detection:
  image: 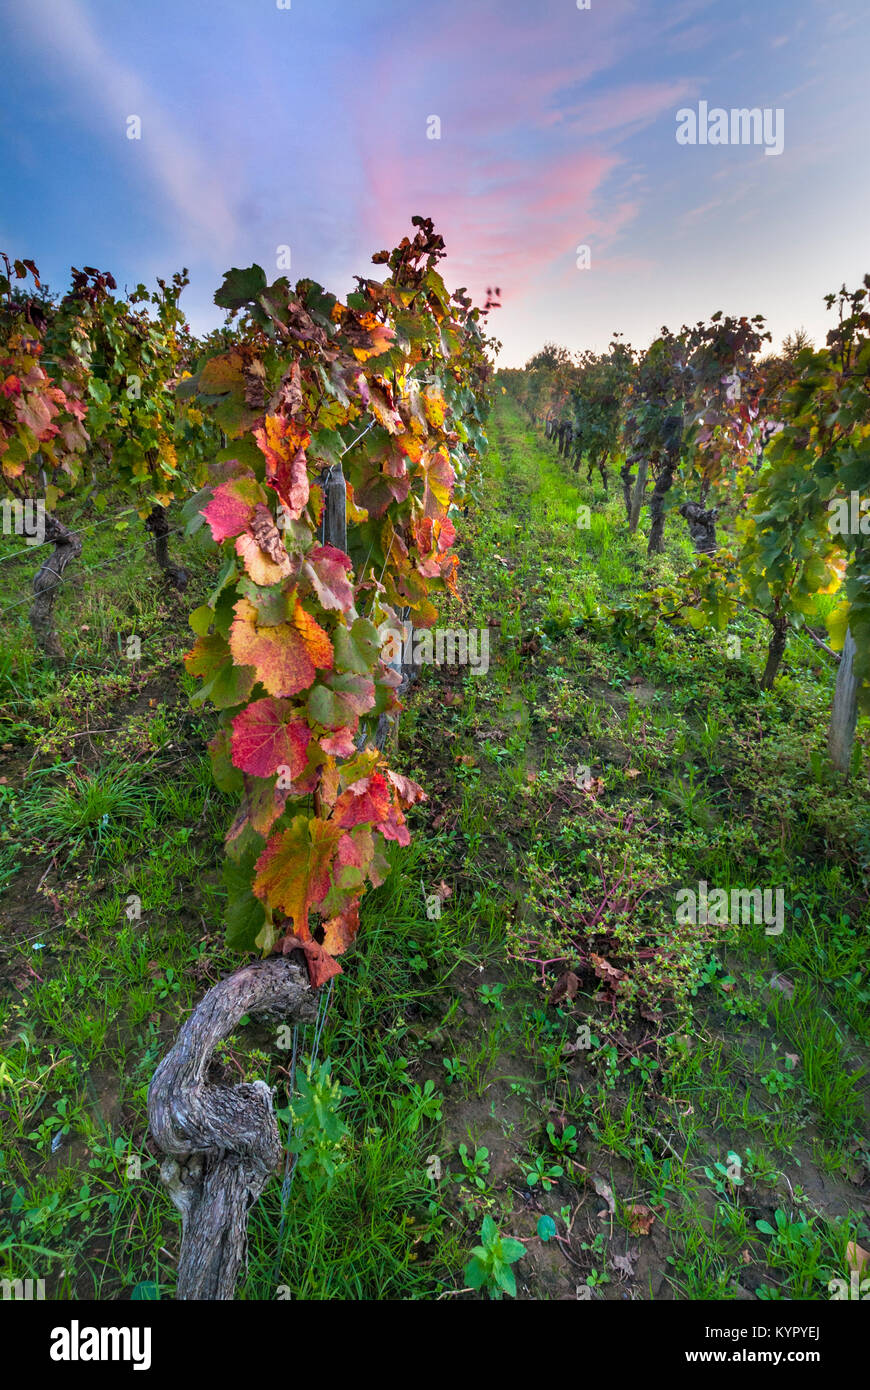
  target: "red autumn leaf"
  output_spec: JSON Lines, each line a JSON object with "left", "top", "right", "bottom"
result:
{"left": 366, "top": 379, "right": 403, "bottom": 433}
{"left": 201, "top": 473, "right": 263, "bottom": 542}
{"left": 230, "top": 698, "right": 311, "bottom": 779}
{"left": 16, "top": 390, "right": 54, "bottom": 436}
{"left": 385, "top": 768, "right": 427, "bottom": 806}
{"left": 378, "top": 801, "right": 413, "bottom": 846}
{"left": 302, "top": 543, "right": 355, "bottom": 614}
{"left": 279, "top": 933, "right": 343, "bottom": 988}
{"left": 226, "top": 776, "right": 290, "bottom": 844}
{"left": 334, "top": 826, "right": 375, "bottom": 879}
{"left": 320, "top": 727, "right": 357, "bottom": 757}
{"left": 333, "top": 771, "right": 392, "bottom": 830}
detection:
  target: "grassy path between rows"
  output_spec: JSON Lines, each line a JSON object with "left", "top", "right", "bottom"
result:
{"left": 0, "top": 396, "right": 868, "bottom": 1300}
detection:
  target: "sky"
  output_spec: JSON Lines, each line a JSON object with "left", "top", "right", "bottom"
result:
{"left": 1, "top": 0, "right": 868, "bottom": 367}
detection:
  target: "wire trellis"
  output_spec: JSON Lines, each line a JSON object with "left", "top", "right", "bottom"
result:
{"left": 0, "top": 523, "right": 186, "bottom": 617}
{"left": 0, "top": 501, "right": 142, "bottom": 565}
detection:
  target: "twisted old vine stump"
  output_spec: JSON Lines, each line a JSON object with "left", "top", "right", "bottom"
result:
{"left": 679, "top": 500, "right": 719, "bottom": 554}
{"left": 145, "top": 504, "right": 189, "bottom": 591}
{"left": 147, "top": 955, "right": 317, "bottom": 1300}
{"left": 30, "top": 515, "right": 82, "bottom": 659}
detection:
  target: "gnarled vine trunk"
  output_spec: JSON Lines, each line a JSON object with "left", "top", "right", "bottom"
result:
{"left": 679, "top": 500, "right": 719, "bottom": 554}
{"left": 30, "top": 514, "right": 82, "bottom": 660}
{"left": 147, "top": 955, "right": 317, "bottom": 1300}
{"left": 620, "top": 456, "right": 635, "bottom": 521}
{"left": 585, "top": 451, "right": 608, "bottom": 493}
{"left": 760, "top": 614, "right": 789, "bottom": 691}
{"left": 145, "top": 504, "right": 188, "bottom": 590}
{"left": 648, "top": 458, "right": 676, "bottom": 555}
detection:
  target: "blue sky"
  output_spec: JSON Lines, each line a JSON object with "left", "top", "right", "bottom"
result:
{"left": 1, "top": 0, "right": 868, "bottom": 365}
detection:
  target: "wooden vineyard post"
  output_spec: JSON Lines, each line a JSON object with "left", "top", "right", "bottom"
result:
{"left": 827, "top": 627, "right": 858, "bottom": 774}
{"left": 145, "top": 503, "right": 189, "bottom": 590}
{"left": 319, "top": 462, "right": 347, "bottom": 555}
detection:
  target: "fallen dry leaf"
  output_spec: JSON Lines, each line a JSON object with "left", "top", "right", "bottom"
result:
{"left": 612, "top": 1247, "right": 640, "bottom": 1277}
{"left": 624, "top": 1204, "right": 656, "bottom": 1237}
{"left": 846, "top": 1241, "right": 870, "bottom": 1275}
{"left": 591, "top": 954, "right": 624, "bottom": 988}
{"left": 433, "top": 880, "right": 452, "bottom": 902}
{"left": 625, "top": 768, "right": 641, "bottom": 779}
{"left": 582, "top": 776, "right": 606, "bottom": 796}
{"left": 549, "top": 970, "right": 580, "bottom": 1007}
{"left": 591, "top": 1175, "right": 615, "bottom": 1217}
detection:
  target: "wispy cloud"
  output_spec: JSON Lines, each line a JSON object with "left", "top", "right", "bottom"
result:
{"left": 7, "top": 0, "right": 241, "bottom": 265}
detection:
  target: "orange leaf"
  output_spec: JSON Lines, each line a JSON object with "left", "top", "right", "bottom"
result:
{"left": 229, "top": 596, "right": 333, "bottom": 698}
{"left": 254, "top": 415, "right": 311, "bottom": 519}
{"left": 321, "top": 899, "right": 361, "bottom": 957}
{"left": 254, "top": 814, "right": 343, "bottom": 935}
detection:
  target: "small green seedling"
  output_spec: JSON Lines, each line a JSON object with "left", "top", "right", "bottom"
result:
{"left": 457, "top": 1144, "right": 490, "bottom": 1190}
{"left": 464, "top": 1215, "right": 526, "bottom": 1299}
